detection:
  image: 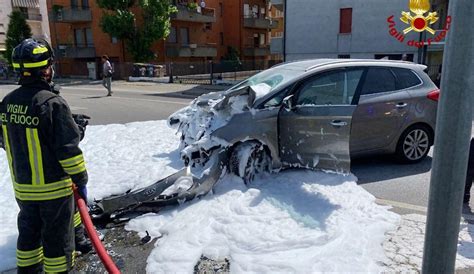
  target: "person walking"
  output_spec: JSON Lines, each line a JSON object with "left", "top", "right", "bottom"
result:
{"left": 101, "top": 55, "right": 113, "bottom": 96}
{"left": 0, "top": 38, "right": 88, "bottom": 273}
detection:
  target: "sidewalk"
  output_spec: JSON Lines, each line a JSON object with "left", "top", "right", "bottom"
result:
{"left": 382, "top": 213, "right": 474, "bottom": 272}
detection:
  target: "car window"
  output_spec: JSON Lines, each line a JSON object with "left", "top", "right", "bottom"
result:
{"left": 296, "top": 69, "right": 363, "bottom": 106}
{"left": 361, "top": 68, "right": 397, "bottom": 95}
{"left": 263, "top": 87, "right": 291, "bottom": 108}
{"left": 391, "top": 68, "right": 422, "bottom": 89}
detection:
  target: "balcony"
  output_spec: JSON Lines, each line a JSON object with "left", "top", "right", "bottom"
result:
{"left": 58, "top": 45, "right": 96, "bottom": 58}
{"left": 243, "top": 46, "right": 270, "bottom": 57}
{"left": 172, "top": 5, "right": 216, "bottom": 23}
{"left": 244, "top": 16, "right": 278, "bottom": 29}
{"left": 52, "top": 8, "right": 92, "bottom": 22}
{"left": 166, "top": 44, "right": 217, "bottom": 58}
{"left": 25, "top": 13, "right": 42, "bottom": 21}
{"left": 270, "top": 37, "right": 283, "bottom": 54}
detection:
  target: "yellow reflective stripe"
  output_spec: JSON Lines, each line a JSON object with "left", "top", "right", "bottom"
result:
{"left": 32, "top": 46, "right": 48, "bottom": 54}
{"left": 23, "top": 60, "right": 49, "bottom": 68}
{"left": 1, "top": 125, "right": 15, "bottom": 183}
{"left": 17, "top": 255, "right": 43, "bottom": 267}
{"left": 44, "top": 255, "right": 66, "bottom": 265}
{"left": 26, "top": 128, "right": 45, "bottom": 185}
{"left": 44, "top": 263, "right": 68, "bottom": 273}
{"left": 17, "top": 247, "right": 43, "bottom": 258}
{"left": 63, "top": 162, "right": 86, "bottom": 175}
{"left": 74, "top": 211, "right": 82, "bottom": 227}
{"left": 59, "top": 154, "right": 85, "bottom": 167}
{"left": 15, "top": 187, "right": 72, "bottom": 201}
{"left": 14, "top": 178, "right": 72, "bottom": 193}
{"left": 12, "top": 63, "right": 20, "bottom": 68}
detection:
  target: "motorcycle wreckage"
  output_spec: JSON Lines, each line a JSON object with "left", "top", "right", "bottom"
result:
{"left": 89, "top": 149, "right": 229, "bottom": 221}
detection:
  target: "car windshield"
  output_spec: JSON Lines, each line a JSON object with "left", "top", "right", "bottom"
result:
{"left": 228, "top": 64, "right": 304, "bottom": 99}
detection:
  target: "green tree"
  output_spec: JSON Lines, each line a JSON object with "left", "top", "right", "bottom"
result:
{"left": 3, "top": 11, "right": 32, "bottom": 63}
{"left": 97, "top": 0, "right": 177, "bottom": 62}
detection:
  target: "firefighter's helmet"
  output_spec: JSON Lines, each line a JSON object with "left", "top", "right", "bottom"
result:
{"left": 12, "top": 38, "right": 54, "bottom": 77}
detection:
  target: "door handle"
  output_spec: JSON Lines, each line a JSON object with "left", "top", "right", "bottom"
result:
{"left": 331, "top": 120, "right": 348, "bottom": 127}
{"left": 396, "top": 103, "right": 408, "bottom": 108}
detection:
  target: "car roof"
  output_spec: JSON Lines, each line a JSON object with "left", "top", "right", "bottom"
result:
{"left": 274, "top": 58, "right": 427, "bottom": 72}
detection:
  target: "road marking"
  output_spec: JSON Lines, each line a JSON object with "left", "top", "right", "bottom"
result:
{"left": 376, "top": 198, "right": 428, "bottom": 213}
{"left": 64, "top": 93, "right": 190, "bottom": 106}
{"left": 70, "top": 106, "right": 88, "bottom": 111}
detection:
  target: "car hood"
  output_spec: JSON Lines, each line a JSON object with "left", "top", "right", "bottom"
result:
{"left": 168, "top": 86, "right": 255, "bottom": 154}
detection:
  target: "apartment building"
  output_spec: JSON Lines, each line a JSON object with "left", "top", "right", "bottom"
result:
{"left": 0, "top": 0, "right": 51, "bottom": 55}
{"left": 285, "top": 0, "right": 449, "bottom": 78}
{"left": 47, "top": 0, "right": 281, "bottom": 77}
{"left": 222, "top": 0, "right": 278, "bottom": 63}
{"left": 269, "top": 0, "right": 284, "bottom": 62}
{"left": 159, "top": 0, "right": 223, "bottom": 62}
{"left": 47, "top": 0, "right": 125, "bottom": 77}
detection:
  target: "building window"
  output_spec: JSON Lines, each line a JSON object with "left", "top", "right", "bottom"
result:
{"left": 179, "top": 27, "right": 189, "bottom": 45}
{"left": 82, "top": 0, "right": 89, "bottom": 9}
{"left": 167, "top": 27, "right": 177, "bottom": 43}
{"left": 74, "top": 29, "right": 85, "bottom": 46}
{"left": 205, "top": 22, "right": 212, "bottom": 31}
{"left": 220, "top": 32, "right": 224, "bottom": 45}
{"left": 85, "top": 28, "right": 93, "bottom": 46}
{"left": 259, "top": 33, "right": 265, "bottom": 46}
{"left": 338, "top": 54, "right": 350, "bottom": 59}
{"left": 111, "top": 36, "right": 118, "bottom": 44}
{"left": 339, "top": 8, "right": 352, "bottom": 34}
{"left": 219, "top": 3, "right": 223, "bottom": 17}
{"left": 71, "top": 0, "right": 78, "bottom": 9}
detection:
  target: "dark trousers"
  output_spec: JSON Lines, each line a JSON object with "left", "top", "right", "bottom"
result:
{"left": 465, "top": 138, "right": 474, "bottom": 202}
{"left": 16, "top": 195, "right": 75, "bottom": 274}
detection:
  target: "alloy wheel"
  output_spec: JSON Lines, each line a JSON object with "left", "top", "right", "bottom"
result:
{"left": 403, "top": 129, "right": 430, "bottom": 161}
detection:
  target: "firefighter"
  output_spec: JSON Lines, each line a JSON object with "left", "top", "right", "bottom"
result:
{"left": 0, "top": 38, "right": 88, "bottom": 273}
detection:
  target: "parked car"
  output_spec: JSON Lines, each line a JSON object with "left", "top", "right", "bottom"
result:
{"left": 169, "top": 59, "right": 439, "bottom": 181}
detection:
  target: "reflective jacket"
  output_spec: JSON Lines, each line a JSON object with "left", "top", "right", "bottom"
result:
{"left": 0, "top": 80, "right": 87, "bottom": 201}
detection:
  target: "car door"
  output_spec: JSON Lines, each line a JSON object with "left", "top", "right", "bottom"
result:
{"left": 278, "top": 68, "right": 364, "bottom": 173}
{"left": 350, "top": 67, "right": 412, "bottom": 153}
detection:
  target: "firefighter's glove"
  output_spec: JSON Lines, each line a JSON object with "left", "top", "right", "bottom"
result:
{"left": 71, "top": 170, "right": 88, "bottom": 187}
{"left": 72, "top": 114, "right": 91, "bottom": 141}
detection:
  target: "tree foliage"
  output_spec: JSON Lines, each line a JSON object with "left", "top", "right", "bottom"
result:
{"left": 97, "top": 0, "right": 177, "bottom": 62}
{"left": 3, "top": 11, "right": 32, "bottom": 64}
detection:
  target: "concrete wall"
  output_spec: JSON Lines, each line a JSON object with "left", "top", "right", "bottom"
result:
{"left": 0, "top": 0, "right": 13, "bottom": 52}
{"left": 285, "top": 0, "right": 422, "bottom": 61}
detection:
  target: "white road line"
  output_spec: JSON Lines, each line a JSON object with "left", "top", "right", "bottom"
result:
{"left": 70, "top": 106, "right": 88, "bottom": 111}
{"left": 64, "top": 93, "right": 190, "bottom": 106}
{"left": 376, "top": 198, "right": 428, "bottom": 213}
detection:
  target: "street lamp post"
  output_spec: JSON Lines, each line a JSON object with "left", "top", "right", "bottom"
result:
{"left": 422, "top": 0, "right": 474, "bottom": 273}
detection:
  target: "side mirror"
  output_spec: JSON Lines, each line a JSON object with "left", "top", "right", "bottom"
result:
{"left": 282, "top": 95, "right": 295, "bottom": 111}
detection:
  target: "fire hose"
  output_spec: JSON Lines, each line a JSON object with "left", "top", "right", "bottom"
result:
{"left": 73, "top": 187, "right": 121, "bottom": 274}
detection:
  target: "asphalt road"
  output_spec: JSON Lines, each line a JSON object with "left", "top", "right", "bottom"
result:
{"left": 0, "top": 81, "right": 468, "bottom": 215}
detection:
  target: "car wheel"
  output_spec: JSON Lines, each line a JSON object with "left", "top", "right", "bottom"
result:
{"left": 396, "top": 124, "right": 432, "bottom": 163}
{"left": 229, "top": 141, "right": 270, "bottom": 184}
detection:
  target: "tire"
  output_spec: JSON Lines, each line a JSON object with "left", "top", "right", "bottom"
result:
{"left": 229, "top": 141, "right": 270, "bottom": 184}
{"left": 395, "top": 124, "right": 432, "bottom": 164}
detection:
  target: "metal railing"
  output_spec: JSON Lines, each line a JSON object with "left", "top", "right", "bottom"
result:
{"left": 172, "top": 3, "right": 216, "bottom": 23}
{"left": 165, "top": 43, "right": 217, "bottom": 57}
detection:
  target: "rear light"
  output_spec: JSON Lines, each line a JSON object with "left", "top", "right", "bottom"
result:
{"left": 427, "top": 89, "right": 440, "bottom": 101}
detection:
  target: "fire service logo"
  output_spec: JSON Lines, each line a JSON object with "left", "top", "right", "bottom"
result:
{"left": 387, "top": 0, "right": 451, "bottom": 48}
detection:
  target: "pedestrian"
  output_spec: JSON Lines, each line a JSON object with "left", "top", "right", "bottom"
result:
{"left": 0, "top": 38, "right": 89, "bottom": 273}
{"left": 464, "top": 138, "right": 474, "bottom": 205}
{"left": 101, "top": 55, "right": 113, "bottom": 96}
{"left": 435, "top": 64, "right": 442, "bottom": 88}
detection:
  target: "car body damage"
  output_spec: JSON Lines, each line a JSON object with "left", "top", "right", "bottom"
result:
{"left": 91, "top": 59, "right": 437, "bottom": 219}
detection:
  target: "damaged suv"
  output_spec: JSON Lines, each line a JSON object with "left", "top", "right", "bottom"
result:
{"left": 169, "top": 59, "right": 439, "bottom": 181}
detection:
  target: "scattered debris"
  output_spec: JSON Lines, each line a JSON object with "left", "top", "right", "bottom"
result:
{"left": 194, "top": 255, "right": 230, "bottom": 274}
